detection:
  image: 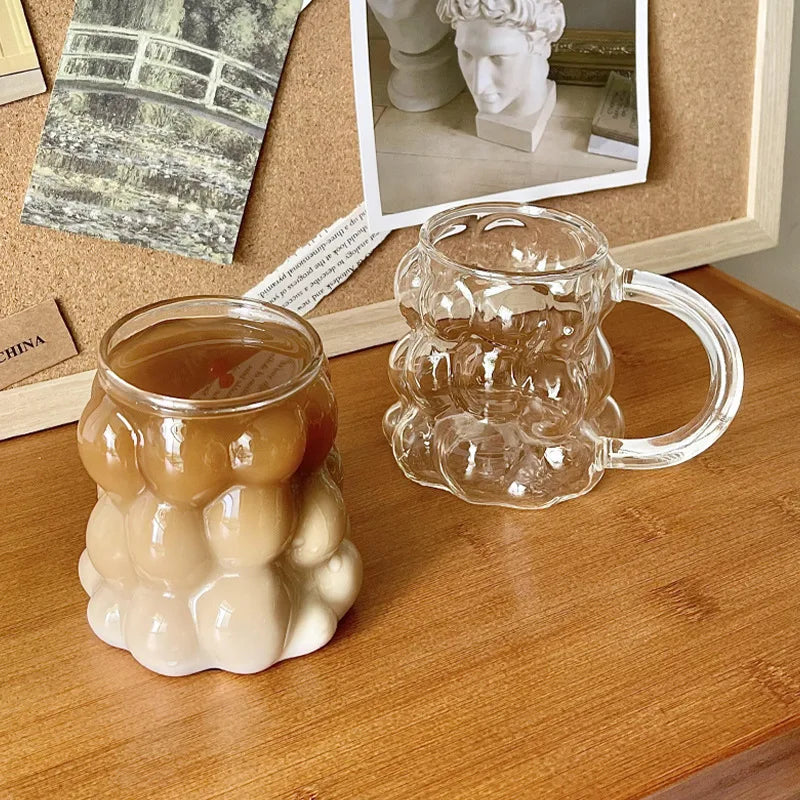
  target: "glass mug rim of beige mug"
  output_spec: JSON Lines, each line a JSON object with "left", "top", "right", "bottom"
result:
{"left": 77, "top": 296, "right": 362, "bottom": 676}
{"left": 384, "top": 202, "right": 745, "bottom": 508}
{"left": 96, "top": 296, "right": 326, "bottom": 415}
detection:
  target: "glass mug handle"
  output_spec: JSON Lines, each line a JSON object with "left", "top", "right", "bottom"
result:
{"left": 604, "top": 269, "right": 745, "bottom": 470}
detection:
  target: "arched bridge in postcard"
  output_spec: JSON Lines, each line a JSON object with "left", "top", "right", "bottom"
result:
{"left": 56, "top": 24, "right": 277, "bottom": 139}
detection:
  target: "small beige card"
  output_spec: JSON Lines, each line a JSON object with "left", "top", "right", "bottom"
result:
{"left": 0, "top": 0, "right": 46, "bottom": 106}
{"left": 0, "top": 300, "right": 77, "bottom": 389}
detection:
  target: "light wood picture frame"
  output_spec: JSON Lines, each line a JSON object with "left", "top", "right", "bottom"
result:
{"left": 0, "top": 0, "right": 794, "bottom": 441}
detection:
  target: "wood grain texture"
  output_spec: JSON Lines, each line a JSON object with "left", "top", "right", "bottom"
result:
{"left": 647, "top": 727, "right": 800, "bottom": 800}
{"left": 1, "top": 267, "right": 800, "bottom": 799}
{"left": 1, "top": 0, "right": 791, "bottom": 393}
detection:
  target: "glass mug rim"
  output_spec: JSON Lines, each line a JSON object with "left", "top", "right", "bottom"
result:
{"left": 418, "top": 202, "right": 611, "bottom": 283}
{"left": 96, "top": 295, "right": 325, "bottom": 417}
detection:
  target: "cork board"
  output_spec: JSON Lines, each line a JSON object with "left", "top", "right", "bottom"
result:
{"left": 0, "top": 0, "right": 760, "bottom": 392}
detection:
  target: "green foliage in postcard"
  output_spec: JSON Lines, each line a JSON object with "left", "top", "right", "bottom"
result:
{"left": 22, "top": 0, "right": 303, "bottom": 264}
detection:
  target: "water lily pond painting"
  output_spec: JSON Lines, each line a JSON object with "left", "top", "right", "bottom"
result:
{"left": 21, "top": 0, "right": 302, "bottom": 264}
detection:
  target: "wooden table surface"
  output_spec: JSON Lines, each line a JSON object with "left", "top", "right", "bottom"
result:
{"left": 2, "top": 267, "right": 800, "bottom": 800}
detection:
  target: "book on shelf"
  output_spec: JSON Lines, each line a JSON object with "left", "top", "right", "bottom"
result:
{"left": 588, "top": 71, "right": 638, "bottom": 163}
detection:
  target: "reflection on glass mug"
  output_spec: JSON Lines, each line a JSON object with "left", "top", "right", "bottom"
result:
{"left": 383, "top": 203, "right": 744, "bottom": 509}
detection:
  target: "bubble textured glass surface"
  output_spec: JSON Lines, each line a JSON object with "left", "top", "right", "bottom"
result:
{"left": 77, "top": 298, "right": 361, "bottom": 676}
{"left": 384, "top": 204, "right": 745, "bottom": 509}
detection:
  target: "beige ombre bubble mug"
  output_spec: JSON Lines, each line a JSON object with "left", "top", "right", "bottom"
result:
{"left": 77, "top": 297, "right": 362, "bottom": 676}
{"left": 383, "top": 203, "right": 744, "bottom": 509}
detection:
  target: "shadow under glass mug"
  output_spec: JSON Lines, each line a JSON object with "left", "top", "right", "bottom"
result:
{"left": 383, "top": 203, "right": 744, "bottom": 509}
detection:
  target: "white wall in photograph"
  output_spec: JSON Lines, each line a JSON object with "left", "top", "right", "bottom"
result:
{"left": 352, "top": 0, "right": 650, "bottom": 232}
{"left": 568, "top": 0, "right": 634, "bottom": 30}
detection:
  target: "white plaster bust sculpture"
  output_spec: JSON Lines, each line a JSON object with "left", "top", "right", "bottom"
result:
{"left": 368, "top": 0, "right": 465, "bottom": 112}
{"left": 437, "top": 0, "right": 565, "bottom": 151}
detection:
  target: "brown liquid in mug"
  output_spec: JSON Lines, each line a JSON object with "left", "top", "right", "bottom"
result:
{"left": 79, "top": 316, "right": 338, "bottom": 508}
{"left": 109, "top": 317, "right": 315, "bottom": 401}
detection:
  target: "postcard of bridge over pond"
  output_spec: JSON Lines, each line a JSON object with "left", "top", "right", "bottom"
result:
{"left": 21, "top": 0, "right": 303, "bottom": 264}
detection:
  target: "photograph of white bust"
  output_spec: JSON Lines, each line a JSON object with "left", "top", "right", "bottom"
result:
{"left": 351, "top": 0, "right": 649, "bottom": 232}
{"left": 442, "top": 0, "right": 563, "bottom": 116}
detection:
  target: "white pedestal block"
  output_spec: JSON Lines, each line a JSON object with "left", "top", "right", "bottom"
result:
{"left": 388, "top": 35, "right": 465, "bottom": 113}
{"left": 475, "top": 80, "right": 556, "bottom": 152}
{"left": 588, "top": 134, "right": 639, "bottom": 163}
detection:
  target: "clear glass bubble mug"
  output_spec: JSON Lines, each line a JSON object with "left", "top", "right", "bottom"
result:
{"left": 383, "top": 204, "right": 744, "bottom": 509}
